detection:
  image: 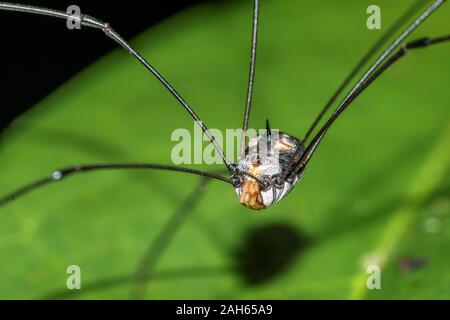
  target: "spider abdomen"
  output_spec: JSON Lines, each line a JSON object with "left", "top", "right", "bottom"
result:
{"left": 235, "top": 132, "right": 304, "bottom": 210}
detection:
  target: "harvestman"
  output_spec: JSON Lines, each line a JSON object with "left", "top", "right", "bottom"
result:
{"left": 0, "top": 0, "right": 449, "bottom": 209}
{"left": 0, "top": 0, "right": 449, "bottom": 299}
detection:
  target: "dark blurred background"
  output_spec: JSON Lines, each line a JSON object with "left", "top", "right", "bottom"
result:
{"left": 0, "top": 0, "right": 212, "bottom": 132}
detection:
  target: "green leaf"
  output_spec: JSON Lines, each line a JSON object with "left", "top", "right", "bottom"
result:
{"left": 0, "top": 0, "right": 449, "bottom": 299}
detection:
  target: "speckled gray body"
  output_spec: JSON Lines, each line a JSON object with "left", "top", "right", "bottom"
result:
{"left": 235, "top": 131, "right": 304, "bottom": 209}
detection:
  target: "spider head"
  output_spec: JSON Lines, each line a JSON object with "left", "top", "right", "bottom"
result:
{"left": 233, "top": 131, "right": 304, "bottom": 210}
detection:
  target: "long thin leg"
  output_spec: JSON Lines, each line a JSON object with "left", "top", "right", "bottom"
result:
{"left": 0, "top": 2, "right": 233, "bottom": 172}
{"left": 130, "top": 176, "right": 210, "bottom": 299}
{"left": 302, "top": 0, "right": 426, "bottom": 142}
{"left": 296, "top": 34, "right": 450, "bottom": 175}
{"left": 287, "top": 0, "right": 447, "bottom": 177}
{"left": 0, "top": 163, "right": 231, "bottom": 206}
{"left": 239, "top": 0, "right": 260, "bottom": 158}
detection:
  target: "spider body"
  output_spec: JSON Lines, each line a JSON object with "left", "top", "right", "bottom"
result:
{"left": 234, "top": 132, "right": 304, "bottom": 209}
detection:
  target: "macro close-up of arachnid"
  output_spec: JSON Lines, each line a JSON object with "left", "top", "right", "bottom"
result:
{"left": 0, "top": 0, "right": 449, "bottom": 304}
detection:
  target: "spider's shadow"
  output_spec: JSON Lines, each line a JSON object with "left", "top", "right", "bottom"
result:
{"left": 233, "top": 223, "right": 309, "bottom": 285}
